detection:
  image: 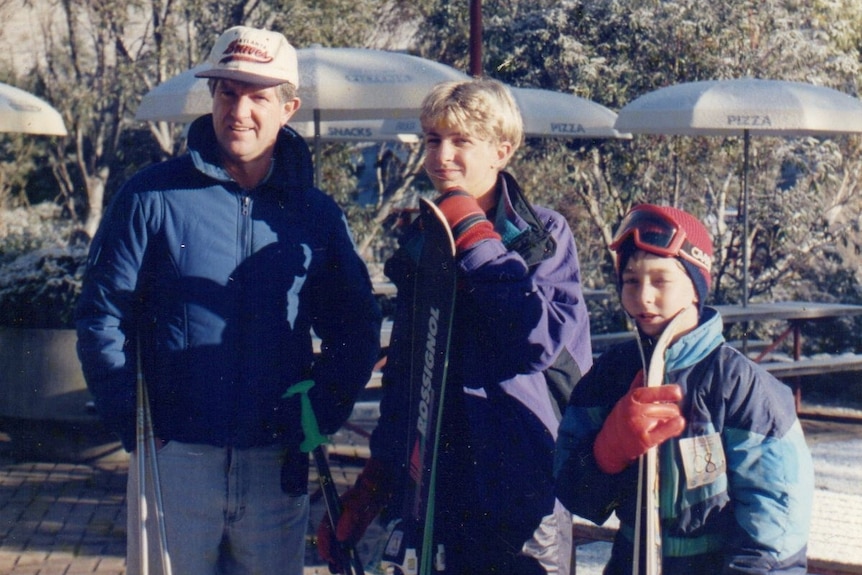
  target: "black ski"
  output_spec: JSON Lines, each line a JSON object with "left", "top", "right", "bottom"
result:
{"left": 379, "top": 197, "right": 457, "bottom": 575}
{"left": 313, "top": 445, "right": 365, "bottom": 575}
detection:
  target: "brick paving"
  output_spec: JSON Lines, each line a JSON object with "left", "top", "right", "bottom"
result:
{"left": 0, "top": 413, "right": 859, "bottom": 575}
{"left": 0, "top": 459, "right": 127, "bottom": 575}
{"left": 0, "top": 452, "right": 368, "bottom": 575}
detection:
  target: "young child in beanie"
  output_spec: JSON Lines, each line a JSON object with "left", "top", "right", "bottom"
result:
{"left": 554, "top": 204, "right": 814, "bottom": 574}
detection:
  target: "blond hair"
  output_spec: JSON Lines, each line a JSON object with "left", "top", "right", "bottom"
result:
{"left": 420, "top": 78, "right": 524, "bottom": 153}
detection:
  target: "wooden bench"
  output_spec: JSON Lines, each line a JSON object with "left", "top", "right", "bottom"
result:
{"left": 757, "top": 353, "right": 862, "bottom": 413}
{"left": 760, "top": 353, "right": 862, "bottom": 379}
{"left": 588, "top": 332, "right": 862, "bottom": 382}
{"left": 570, "top": 521, "right": 862, "bottom": 575}
{"left": 590, "top": 332, "right": 770, "bottom": 353}
{"left": 590, "top": 331, "right": 635, "bottom": 352}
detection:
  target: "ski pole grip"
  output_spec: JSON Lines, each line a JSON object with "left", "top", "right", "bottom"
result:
{"left": 283, "top": 379, "right": 329, "bottom": 453}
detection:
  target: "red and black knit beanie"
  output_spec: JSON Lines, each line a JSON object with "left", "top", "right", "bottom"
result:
{"left": 614, "top": 204, "right": 714, "bottom": 309}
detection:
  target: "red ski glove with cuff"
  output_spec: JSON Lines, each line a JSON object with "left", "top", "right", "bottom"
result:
{"left": 316, "top": 457, "right": 393, "bottom": 572}
{"left": 593, "top": 370, "right": 686, "bottom": 474}
{"left": 435, "top": 189, "right": 501, "bottom": 252}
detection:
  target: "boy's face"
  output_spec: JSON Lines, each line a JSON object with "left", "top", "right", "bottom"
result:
{"left": 620, "top": 251, "right": 699, "bottom": 338}
{"left": 423, "top": 123, "right": 512, "bottom": 201}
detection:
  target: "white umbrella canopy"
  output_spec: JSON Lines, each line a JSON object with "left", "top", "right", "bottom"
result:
{"left": 0, "top": 82, "right": 67, "bottom": 136}
{"left": 614, "top": 78, "right": 862, "bottom": 136}
{"left": 135, "top": 48, "right": 468, "bottom": 183}
{"left": 136, "top": 48, "right": 469, "bottom": 126}
{"left": 135, "top": 67, "right": 417, "bottom": 142}
{"left": 134, "top": 64, "right": 210, "bottom": 124}
{"left": 135, "top": 61, "right": 623, "bottom": 140}
{"left": 291, "top": 118, "right": 419, "bottom": 143}
{"left": 370, "top": 87, "right": 629, "bottom": 140}
{"left": 512, "top": 87, "right": 628, "bottom": 139}
{"left": 615, "top": 78, "right": 862, "bottom": 305}
{"left": 292, "top": 46, "right": 469, "bottom": 124}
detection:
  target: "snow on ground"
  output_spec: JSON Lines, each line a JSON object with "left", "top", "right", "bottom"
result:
{"left": 802, "top": 416, "right": 862, "bottom": 572}
{"left": 331, "top": 402, "right": 862, "bottom": 574}
{"left": 571, "top": 415, "right": 862, "bottom": 574}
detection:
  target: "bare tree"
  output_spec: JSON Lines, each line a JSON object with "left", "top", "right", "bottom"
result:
{"left": 33, "top": 0, "right": 147, "bottom": 238}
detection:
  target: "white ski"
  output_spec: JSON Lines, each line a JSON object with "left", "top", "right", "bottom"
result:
{"left": 633, "top": 305, "right": 697, "bottom": 575}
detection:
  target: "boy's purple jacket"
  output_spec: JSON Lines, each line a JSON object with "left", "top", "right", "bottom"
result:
{"left": 370, "top": 172, "right": 593, "bottom": 559}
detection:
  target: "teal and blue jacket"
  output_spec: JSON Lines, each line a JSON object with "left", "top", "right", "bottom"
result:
{"left": 555, "top": 307, "right": 814, "bottom": 574}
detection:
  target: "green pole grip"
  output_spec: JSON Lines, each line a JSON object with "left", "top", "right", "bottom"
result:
{"left": 283, "top": 379, "right": 329, "bottom": 453}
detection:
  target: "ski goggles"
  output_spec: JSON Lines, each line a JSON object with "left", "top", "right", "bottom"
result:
{"left": 609, "top": 205, "right": 712, "bottom": 274}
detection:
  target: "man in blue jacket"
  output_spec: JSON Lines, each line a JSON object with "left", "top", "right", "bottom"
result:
{"left": 75, "top": 26, "right": 381, "bottom": 575}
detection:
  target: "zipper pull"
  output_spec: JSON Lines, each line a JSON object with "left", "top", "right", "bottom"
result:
{"left": 242, "top": 195, "right": 250, "bottom": 216}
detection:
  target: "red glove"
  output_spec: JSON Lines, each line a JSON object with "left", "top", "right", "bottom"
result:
{"left": 435, "top": 189, "right": 501, "bottom": 252}
{"left": 317, "top": 458, "right": 393, "bottom": 572}
{"left": 593, "top": 370, "right": 686, "bottom": 474}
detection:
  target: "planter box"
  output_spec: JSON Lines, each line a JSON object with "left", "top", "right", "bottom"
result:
{"left": 0, "top": 327, "right": 125, "bottom": 461}
{"left": 0, "top": 327, "right": 94, "bottom": 422}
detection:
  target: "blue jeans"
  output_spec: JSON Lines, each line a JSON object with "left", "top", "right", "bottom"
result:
{"left": 126, "top": 441, "right": 309, "bottom": 575}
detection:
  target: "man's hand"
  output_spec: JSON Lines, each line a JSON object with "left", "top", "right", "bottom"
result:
{"left": 593, "top": 371, "right": 686, "bottom": 474}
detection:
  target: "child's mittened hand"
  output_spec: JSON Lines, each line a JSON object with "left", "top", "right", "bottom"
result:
{"left": 435, "top": 189, "right": 501, "bottom": 251}
{"left": 593, "top": 370, "right": 686, "bottom": 474}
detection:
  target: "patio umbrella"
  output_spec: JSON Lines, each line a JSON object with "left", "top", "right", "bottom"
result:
{"left": 136, "top": 50, "right": 469, "bottom": 124}
{"left": 614, "top": 78, "right": 862, "bottom": 305}
{"left": 377, "top": 86, "right": 629, "bottom": 140}
{"left": 286, "top": 119, "right": 417, "bottom": 143}
{"left": 135, "top": 47, "right": 469, "bottom": 183}
{"left": 134, "top": 64, "right": 624, "bottom": 140}
{"left": 0, "top": 82, "right": 67, "bottom": 136}
{"left": 514, "top": 87, "right": 627, "bottom": 139}
{"left": 135, "top": 69, "right": 418, "bottom": 142}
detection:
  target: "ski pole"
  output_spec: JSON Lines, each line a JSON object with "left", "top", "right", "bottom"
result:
{"left": 136, "top": 348, "right": 149, "bottom": 575}
{"left": 284, "top": 380, "right": 364, "bottom": 575}
{"left": 137, "top": 340, "right": 173, "bottom": 575}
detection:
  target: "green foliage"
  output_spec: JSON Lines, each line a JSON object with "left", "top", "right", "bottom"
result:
{"left": 469, "top": 0, "right": 862, "bottom": 310}
{"left": 0, "top": 245, "right": 87, "bottom": 329}
{"left": 0, "top": 204, "right": 87, "bottom": 329}
{"left": 7, "top": 0, "right": 862, "bottom": 353}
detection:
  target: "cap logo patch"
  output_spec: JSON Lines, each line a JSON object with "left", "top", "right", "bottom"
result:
{"left": 219, "top": 39, "right": 274, "bottom": 66}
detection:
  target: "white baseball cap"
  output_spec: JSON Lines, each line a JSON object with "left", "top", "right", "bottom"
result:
{"left": 195, "top": 26, "right": 299, "bottom": 88}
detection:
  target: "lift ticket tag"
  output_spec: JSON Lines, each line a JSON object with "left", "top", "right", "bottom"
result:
{"left": 679, "top": 433, "right": 726, "bottom": 489}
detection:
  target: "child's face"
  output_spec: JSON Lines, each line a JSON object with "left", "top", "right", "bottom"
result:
{"left": 620, "top": 251, "right": 699, "bottom": 338}
{"left": 423, "top": 123, "right": 512, "bottom": 201}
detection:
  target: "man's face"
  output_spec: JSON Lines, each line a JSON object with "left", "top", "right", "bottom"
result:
{"left": 211, "top": 79, "right": 298, "bottom": 167}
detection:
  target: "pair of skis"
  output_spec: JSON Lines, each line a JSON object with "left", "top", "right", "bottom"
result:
{"left": 377, "top": 198, "right": 458, "bottom": 575}
{"left": 632, "top": 306, "right": 697, "bottom": 575}
{"left": 314, "top": 198, "right": 456, "bottom": 575}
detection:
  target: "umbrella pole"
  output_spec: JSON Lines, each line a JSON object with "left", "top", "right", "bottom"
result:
{"left": 743, "top": 130, "right": 750, "bottom": 308}
{"left": 314, "top": 109, "right": 321, "bottom": 188}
